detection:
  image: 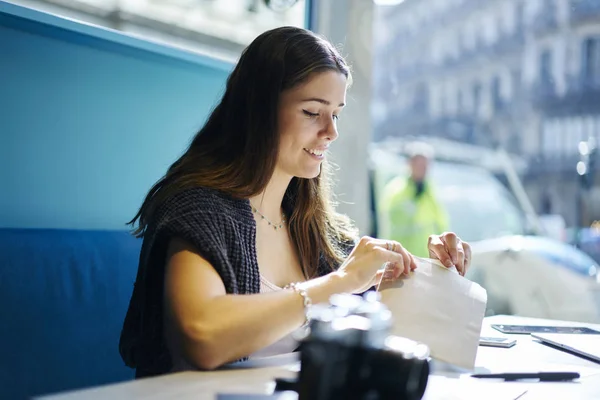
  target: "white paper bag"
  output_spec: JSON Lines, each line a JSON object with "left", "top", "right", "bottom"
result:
{"left": 378, "top": 258, "right": 488, "bottom": 370}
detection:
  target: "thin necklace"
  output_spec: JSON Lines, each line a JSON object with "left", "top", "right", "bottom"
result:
{"left": 250, "top": 203, "right": 286, "bottom": 231}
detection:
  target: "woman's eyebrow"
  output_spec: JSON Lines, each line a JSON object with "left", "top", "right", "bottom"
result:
{"left": 301, "top": 97, "right": 345, "bottom": 107}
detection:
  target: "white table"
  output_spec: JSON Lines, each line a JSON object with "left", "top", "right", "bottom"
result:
{"left": 39, "top": 315, "right": 600, "bottom": 400}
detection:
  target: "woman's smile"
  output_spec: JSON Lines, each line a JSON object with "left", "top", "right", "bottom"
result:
{"left": 303, "top": 147, "right": 326, "bottom": 160}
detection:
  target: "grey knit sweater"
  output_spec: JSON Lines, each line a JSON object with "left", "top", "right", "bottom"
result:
{"left": 119, "top": 186, "right": 353, "bottom": 378}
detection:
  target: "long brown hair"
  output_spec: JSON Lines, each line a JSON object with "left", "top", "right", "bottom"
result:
{"left": 129, "top": 26, "right": 358, "bottom": 277}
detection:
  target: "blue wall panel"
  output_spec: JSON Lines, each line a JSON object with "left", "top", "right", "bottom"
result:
{"left": 0, "top": 1, "right": 232, "bottom": 229}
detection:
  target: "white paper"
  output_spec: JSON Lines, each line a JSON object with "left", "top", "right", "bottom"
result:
{"left": 423, "top": 376, "right": 528, "bottom": 400}
{"left": 378, "top": 258, "right": 488, "bottom": 370}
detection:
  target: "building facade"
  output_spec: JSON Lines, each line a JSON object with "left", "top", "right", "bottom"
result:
{"left": 373, "top": 0, "right": 600, "bottom": 227}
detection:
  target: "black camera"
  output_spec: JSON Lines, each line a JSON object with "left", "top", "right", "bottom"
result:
{"left": 294, "top": 292, "right": 430, "bottom": 400}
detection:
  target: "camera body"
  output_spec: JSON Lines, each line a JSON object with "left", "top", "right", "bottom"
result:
{"left": 297, "top": 292, "right": 430, "bottom": 400}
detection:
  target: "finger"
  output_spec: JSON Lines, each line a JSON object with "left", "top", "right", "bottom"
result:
{"left": 372, "top": 262, "right": 402, "bottom": 292}
{"left": 455, "top": 242, "right": 466, "bottom": 276}
{"left": 463, "top": 242, "right": 472, "bottom": 274}
{"left": 390, "top": 241, "right": 411, "bottom": 276}
{"left": 428, "top": 235, "right": 454, "bottom": 269}
{"left": 372, "top": 239, "right": 409, "bottom": 274}
{"left": 409, "top": 252, "right": 417, "bottom": 271}
{"left": 374, "top": 263, "right": 399, "bottom": 288}
{"left": 370, "top": 238, "right": 399, "bottom": 253}
{"left": 402, "top": 250, "right": 412, "bottom": 275}
{"left": 375, "top": 246, "right": 407, "bottom": 272}
{"left": 379, "top": 262, "right": 393, "bottom": 280}
{"left": 442, "top": 233, "right": 465, "bottom": 276}
{"left": 388, "top": 261, "right": 404, "bottom": 279}
{"left": 442, "top": 232, "right": 459, "bottom": 266}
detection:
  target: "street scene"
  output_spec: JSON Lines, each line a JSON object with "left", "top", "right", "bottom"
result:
{"left": 371, "top": 0, "right": 600, "bottom": 322}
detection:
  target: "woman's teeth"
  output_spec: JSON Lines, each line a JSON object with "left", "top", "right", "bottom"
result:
{"left": 305, "top": 148, "right": 324, "bottom": 156}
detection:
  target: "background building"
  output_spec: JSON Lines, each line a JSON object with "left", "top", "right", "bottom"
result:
{"left": 373, "top": 0, "right": 600, "bottom": 228}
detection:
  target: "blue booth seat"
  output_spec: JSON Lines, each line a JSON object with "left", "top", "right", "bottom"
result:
{"left": 0, "top": 228, "right": 141, "bottom": 399}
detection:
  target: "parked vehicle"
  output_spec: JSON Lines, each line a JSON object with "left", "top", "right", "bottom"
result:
{"left": 568, "top": 226, "right": 600, "bottom": 265}
{"left": 369, "top": 141, "right": 600, "bottom": 323}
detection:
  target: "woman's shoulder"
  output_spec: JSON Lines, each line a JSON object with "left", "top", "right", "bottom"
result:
{"left": 156, "top": 186, "right": 253, "bottom": 226}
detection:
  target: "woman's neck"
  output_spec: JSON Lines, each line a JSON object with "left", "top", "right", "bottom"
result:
{"left": 249, "top": 169, "right": 292, "bottom": 222}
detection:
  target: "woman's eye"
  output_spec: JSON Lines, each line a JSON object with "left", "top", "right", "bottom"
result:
{"left": 303, "top": 110, "right": 319, "bottom": 118}
{"left": 303, "top": 110, "right": 339, "bottom": 121}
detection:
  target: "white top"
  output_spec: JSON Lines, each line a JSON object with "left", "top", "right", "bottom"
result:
{"left": 248, "top": 276, "right": 301, "bottom": 358}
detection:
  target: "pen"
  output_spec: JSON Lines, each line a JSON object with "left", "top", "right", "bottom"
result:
{"left": 471, "top": 372, "right": 580, "bottom": 381}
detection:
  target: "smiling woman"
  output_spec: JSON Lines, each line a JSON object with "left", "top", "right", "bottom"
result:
{"left": 276, "top": 71, "right": 347, "bottom": 179}
{"left": 118, "top": 25, "right": 470, "bottom": 378}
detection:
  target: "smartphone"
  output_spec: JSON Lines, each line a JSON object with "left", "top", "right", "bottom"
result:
{"left": 479, "top": 336, "right": 517, "bottom": 348}
{"left": 491, "top": 324, "right": 600, "bottom": 335}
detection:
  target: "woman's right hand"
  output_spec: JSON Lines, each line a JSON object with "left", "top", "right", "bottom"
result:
{"left": 335, "top": 236, "right": 417, "bottom": 294}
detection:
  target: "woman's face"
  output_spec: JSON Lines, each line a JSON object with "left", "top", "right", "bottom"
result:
{"left": 276, "top": 70, "right": 347, "bottom": 179}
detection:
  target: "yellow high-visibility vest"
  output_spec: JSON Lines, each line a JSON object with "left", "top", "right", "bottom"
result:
{"left": 378, "top": 176, "right": 449, "bottom": 258}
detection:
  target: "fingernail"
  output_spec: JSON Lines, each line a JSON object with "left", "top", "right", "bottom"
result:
{"left": 444, "top": 259, "right": 454, "bottom": 268}
{"left": 452, "top": 255, "right": 458, "bottom": 264}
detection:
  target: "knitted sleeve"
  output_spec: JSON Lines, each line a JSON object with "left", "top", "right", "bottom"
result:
{"left": 119, "top": 187, "right": 252, "bottom": 376}
{"left": 153, "top": 190, "right": 240, "bottom": 293}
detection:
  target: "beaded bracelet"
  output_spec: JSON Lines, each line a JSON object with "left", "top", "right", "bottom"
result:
{"left": 284, "top": 282, "right": 312, "bottom": 327}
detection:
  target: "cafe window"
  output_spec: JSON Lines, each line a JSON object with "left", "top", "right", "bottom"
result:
{"left": 371, "top": 0, "right": 600, "bottom": 245}
{"left": 9, "top": 0, "right": 308, "bottom": 59}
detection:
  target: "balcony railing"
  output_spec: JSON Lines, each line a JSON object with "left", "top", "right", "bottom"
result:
{"left": 379, "top": 36, "right": 524, "bottom": 82}
{"left": 425, "top": 31, "right": 526, "bottom": 74}
{"left": 385, "top": 62, "right": 433, "bottom": 85}
{"left": 567, "top": 75, "right": 600, "bottom": 93}
{"left": 531, "top": 75, "right": 600, "bottom": 114}
{"left": 570, "top": 0, "right": 600, "bottom": 23}
{"left": 486, "top": 30, "right": 526, "bottom": 57}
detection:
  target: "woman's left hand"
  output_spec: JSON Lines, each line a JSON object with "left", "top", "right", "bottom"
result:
{"left": 427, "top": 232, "right": 472, "bottom": 276}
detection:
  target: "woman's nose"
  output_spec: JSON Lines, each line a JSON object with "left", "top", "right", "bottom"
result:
{"left": 322, "top": 119, "right": 339, "bottom": 142}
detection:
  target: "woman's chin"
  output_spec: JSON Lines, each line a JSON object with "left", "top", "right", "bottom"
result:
{"left": 295, "top": 166, "right": 321, "bottom": 179}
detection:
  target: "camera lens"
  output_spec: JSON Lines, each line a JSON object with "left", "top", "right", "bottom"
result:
{"left": 297, "top": 294, "right": 430, "bottom": 400}
{"left": 369, "top": 347, "right": 430, "bottom": 400}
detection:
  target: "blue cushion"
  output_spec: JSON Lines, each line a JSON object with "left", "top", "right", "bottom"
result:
{"left": 0, "top": 228, "right": 141, "bottom": 399}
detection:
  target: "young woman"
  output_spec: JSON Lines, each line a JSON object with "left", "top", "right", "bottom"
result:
{"left": 119, "top": 26, "right": 471, "bottom": 378}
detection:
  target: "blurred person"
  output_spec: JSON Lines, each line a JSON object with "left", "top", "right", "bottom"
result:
{"left": 379, "top": 142, "right": 449, "bottom": 258}
{"left": 119, "top": 27, "right": 469, "bottom": 378}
